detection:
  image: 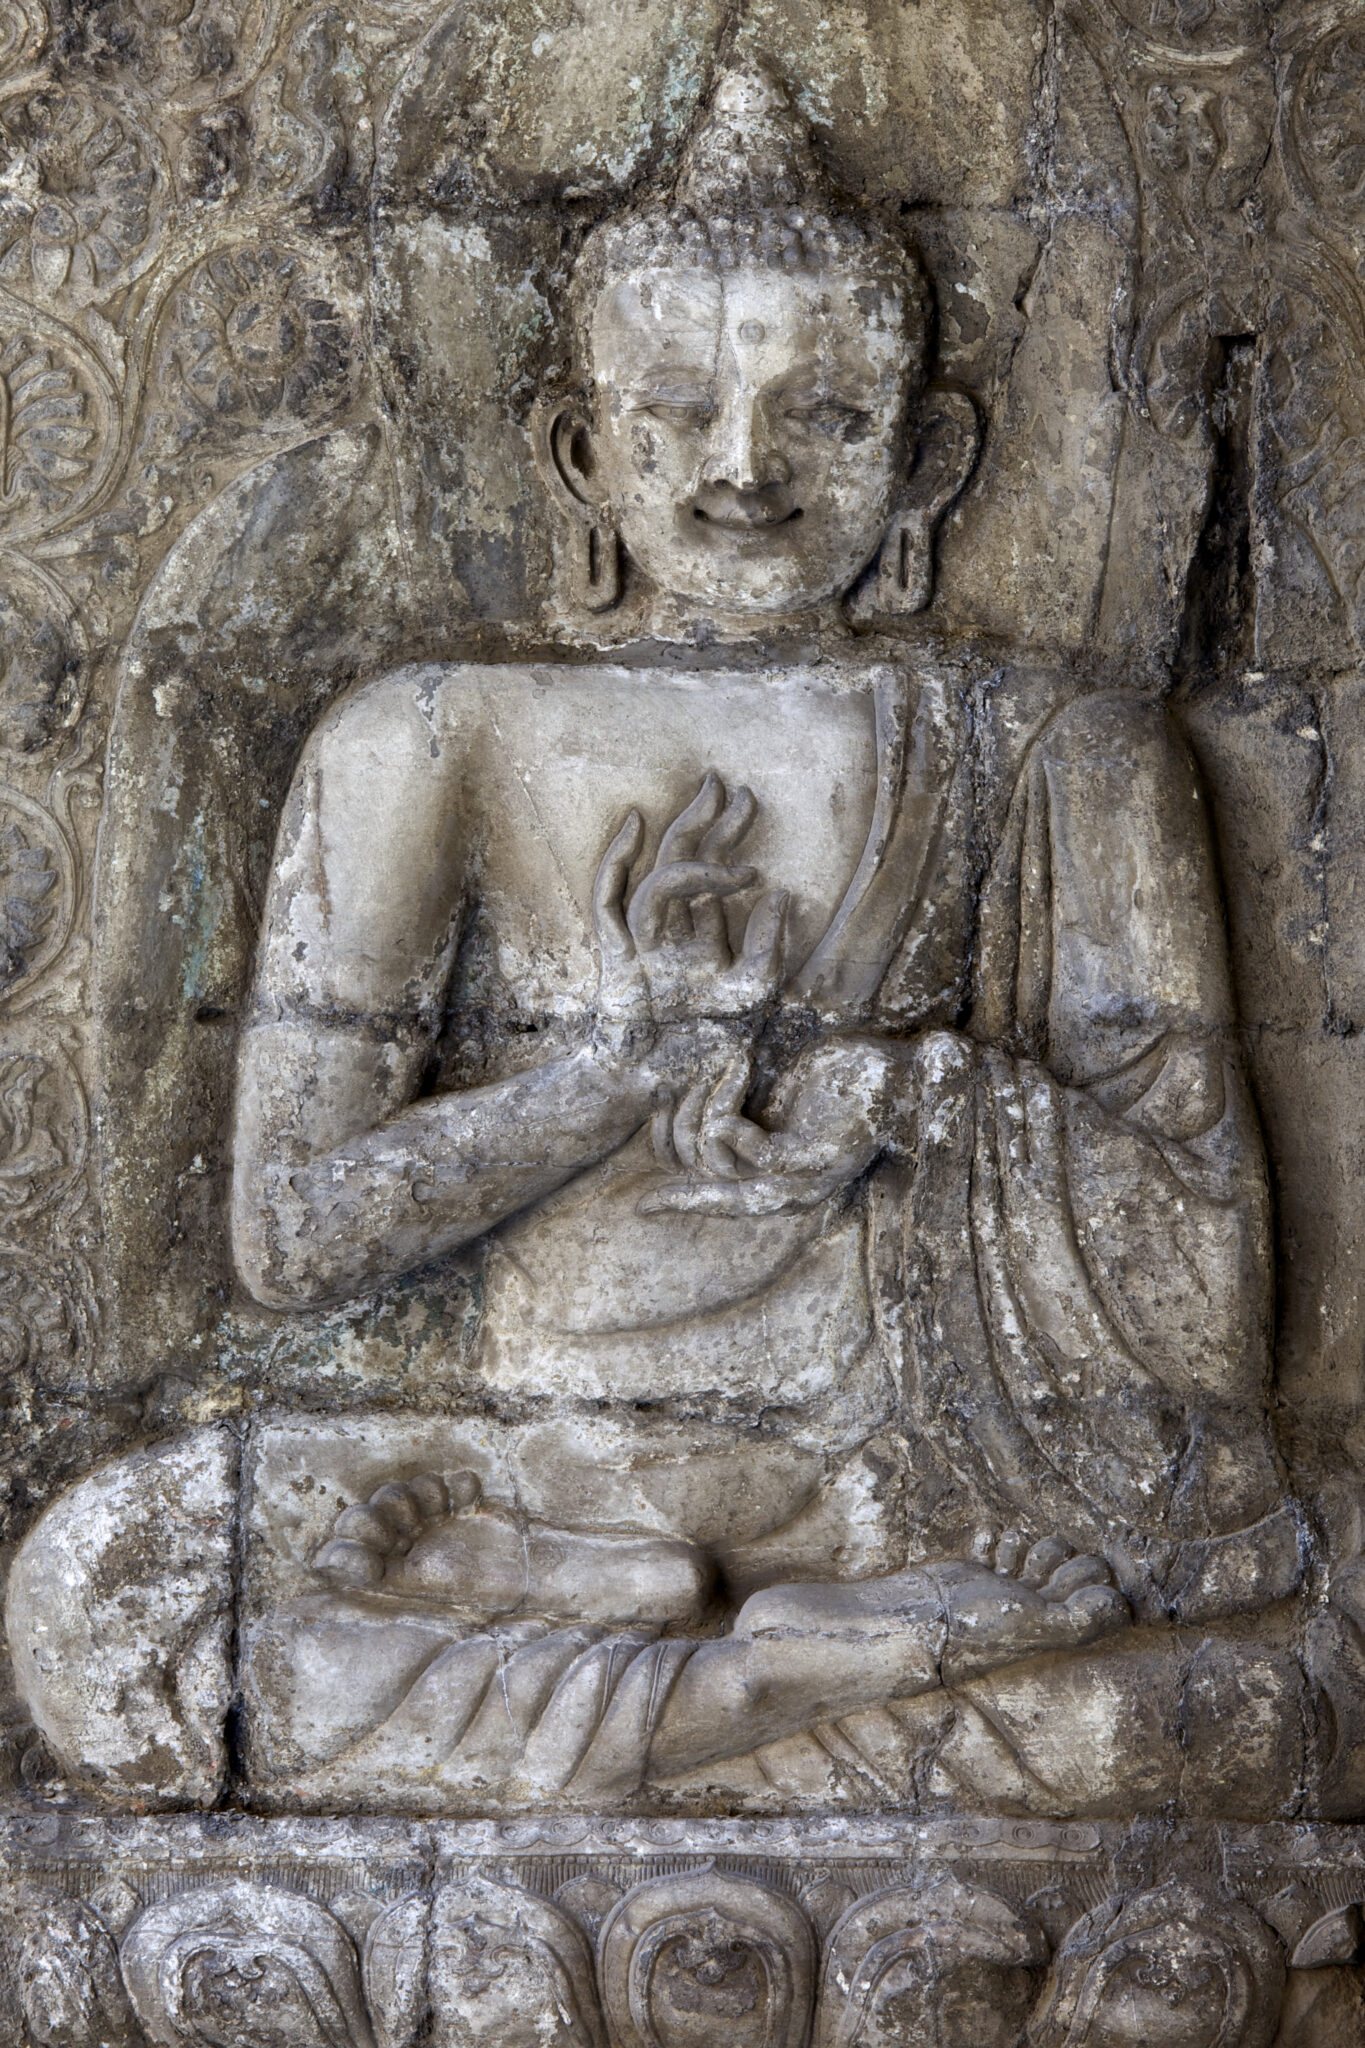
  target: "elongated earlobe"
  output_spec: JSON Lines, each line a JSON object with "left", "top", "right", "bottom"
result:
{"left": 874, "top": 508, "right": 936, "bottom": 614}
{"left": 532, "top": 395, "right": 624, "bottom": 615}
{"left": 571, "top": 515, "right": 623, "bottom": 612}
{"left": 850, "top": 385, "right": 982, "bottom": 623}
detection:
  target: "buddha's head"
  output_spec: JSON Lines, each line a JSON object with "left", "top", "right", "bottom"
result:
{"left": 535, "top": 68, "right": 978, "bottom": 626}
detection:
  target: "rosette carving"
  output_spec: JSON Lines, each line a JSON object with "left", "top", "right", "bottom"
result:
{"left": 154, "top": 242, "right": 357, "bottom": 450}
{"left": 0, "top": 88, "right": 165, "bottom": 306}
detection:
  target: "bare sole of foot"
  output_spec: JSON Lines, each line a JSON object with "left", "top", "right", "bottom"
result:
{"left": 734, "top": 1530, "right": 1130, "bottom": 1683}
{"left": 313, "top": 1470, "right": 714, "bottom": 1627}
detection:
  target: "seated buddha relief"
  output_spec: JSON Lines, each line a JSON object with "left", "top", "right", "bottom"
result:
{"left": 6, "top": 66, "right": 1311, "bottom": 1814}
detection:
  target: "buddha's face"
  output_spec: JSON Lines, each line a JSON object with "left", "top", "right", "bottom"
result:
{"left": 586, "top": 259, "right": 913, "bottom": 615}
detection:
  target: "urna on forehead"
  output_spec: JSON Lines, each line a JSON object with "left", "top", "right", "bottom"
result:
{"left": 591, "top": 267, "right": 911, "bottom": 386}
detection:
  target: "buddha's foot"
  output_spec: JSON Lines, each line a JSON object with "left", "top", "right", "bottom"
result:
{"left": 312, "top": 1470, "right": 713, "bottom": 1627}
{"left": 734, "top": 1531, "right": 1129, "bottom": 1685}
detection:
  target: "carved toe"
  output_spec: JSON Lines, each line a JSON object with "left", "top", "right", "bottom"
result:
{"left": 1060, "top": 1582, "right": 1129, "bottom": 1643}
{"left": 446, "top": 1470, "right": 482, "bottom": 1511}
{"left": 411, "top": 1472, "right": 454, "bottom": 1518}
{"left": 314, "top": 1537, "right": 386, "bottom": 1589}
{"left": 1042, "top": 1553, "right": 1111, "bottom": 1602}
{"left": 1019, "top": 1535, "right": 1071, "bottom": 1586}
{"left": 370, "top": 1482, "right": 424, "bottom": 1540}
{"left": 332, "top": 1503, "right": 401, "bottom": 1554}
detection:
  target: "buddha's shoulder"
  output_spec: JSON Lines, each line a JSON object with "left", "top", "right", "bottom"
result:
{"left": 313, "top": 656, "right": 706, "bottom": 732}
{"left": 301, "top": 659, "right": 554, "bottom": 777}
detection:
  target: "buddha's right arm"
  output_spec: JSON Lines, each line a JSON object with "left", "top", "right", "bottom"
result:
{"left": 229, "top": 672, "right": 673, "bottom": 1310}
{"left": 231, "top": 1017, "right": 662, "bottom": 1310}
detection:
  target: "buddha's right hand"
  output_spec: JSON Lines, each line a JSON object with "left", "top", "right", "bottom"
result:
{"left": 592, "top": 773, "right": 788, "bottom": 1056}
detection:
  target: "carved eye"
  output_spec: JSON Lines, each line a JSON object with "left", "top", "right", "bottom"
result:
{"left": 638, "top": 400, "right": 715, "bottom": 427}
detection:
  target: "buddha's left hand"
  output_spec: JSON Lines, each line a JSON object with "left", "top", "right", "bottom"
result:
{"left": 640, "top": 1037, "right": 913, "bottom": 1216}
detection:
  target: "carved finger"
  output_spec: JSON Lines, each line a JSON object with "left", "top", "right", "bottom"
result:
{"left": 993, "top": 1527, "right": 1027, "bottom": 1576}
{"left": 693, "top": 797, "right": 765, "bottom": 955}
{"left": 627, "top": 861, "right": 757, "bottom": 949}
{"left": 970, "top": 1526, "right": 997, "bottom": 1564}
{"left": 707, "top": 1115, "right": 776, "bottom": 1172}
{"left": 736, "top": 889, "right": 789, "bottom": 994}
{"left": 671, "top": 1077, "right": 711, "bottom": 1174}
{"left": 655, "top": 777, "right": 727, "bottom": 948}
{"left": 709, "top": 1052, "right": 752, "bottom": 1120}
{"left": 639, "top": 1162, "right": 854, "bottom": 1217}
{"left": 697, "top": 783, "right": 757, "bottom": 861}
{"left": 699, "top": 1054, "right": 758, "bottom": 1176}
{"left": 656, "top": 771, "right": 726, "bottom": 866}
{"left": 593, "top": 810, "right": 643, "bottom": 959}
{"left": 699, "top": 1128, "right": 741, "bottom": 1177}
{"left": 652, "top": 1100, "right": 680, "bottom": 1169}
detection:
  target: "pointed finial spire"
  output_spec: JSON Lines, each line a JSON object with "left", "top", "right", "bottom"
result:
{"left": 676, "top": 66, "right": 827, "bottom": 219}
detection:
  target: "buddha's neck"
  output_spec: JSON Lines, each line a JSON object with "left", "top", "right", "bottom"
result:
{"left": 635, "top": 587, "right": 858, "bottom": 649}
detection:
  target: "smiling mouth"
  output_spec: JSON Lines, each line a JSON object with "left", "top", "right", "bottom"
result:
{"left": 692, "top": 506, "right": 804, "bottom": 532}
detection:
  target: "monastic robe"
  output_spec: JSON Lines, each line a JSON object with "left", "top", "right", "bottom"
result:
{"left": 257, "top": 660, "right": 1303, "bottom": 1813}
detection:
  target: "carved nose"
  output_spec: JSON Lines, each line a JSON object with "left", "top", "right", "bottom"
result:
{"left": 703, "top": 402, "right": 792, "bottom": 492}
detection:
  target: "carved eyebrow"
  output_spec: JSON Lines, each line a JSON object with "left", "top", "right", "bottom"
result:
{"left": 776, "top": 382, "right": 875, "bottom": 407}
{"left": 621, "top": 364, "right": 713, "bottom": 384}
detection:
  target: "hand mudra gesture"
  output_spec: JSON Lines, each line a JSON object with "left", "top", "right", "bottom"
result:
{"left": 593, "top": 771, "right": 788, "bottom": 1028}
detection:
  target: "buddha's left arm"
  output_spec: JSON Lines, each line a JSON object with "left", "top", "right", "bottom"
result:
{"left": 924, "top": 688, "right": 1282, "bottom": 1547}
{"left": 980, "top": 690, "right": 1272, "bottom": 1407}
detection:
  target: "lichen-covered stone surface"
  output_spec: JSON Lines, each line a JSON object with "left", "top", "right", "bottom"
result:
{"left": 5, "top": 0, "right": 1365, "bottom": 2038}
